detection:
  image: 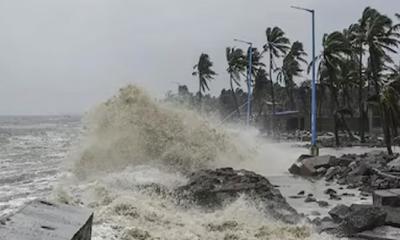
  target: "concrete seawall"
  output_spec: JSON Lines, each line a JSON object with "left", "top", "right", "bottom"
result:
{"left": 0, "top": 200, "right": 93, "bottom": 240}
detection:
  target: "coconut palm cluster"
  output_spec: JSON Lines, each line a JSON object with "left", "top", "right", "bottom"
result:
{"left": 185, "top": 7, "right": 400, "bottom": 154}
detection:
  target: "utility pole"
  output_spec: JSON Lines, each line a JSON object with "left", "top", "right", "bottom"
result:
{"left": 291, "top": 6, "right": 319, "bottom": 156}
{"left": 234, "top": 38, "right": 253, "bottom": 126}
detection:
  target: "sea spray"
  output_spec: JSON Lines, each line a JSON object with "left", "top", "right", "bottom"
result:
{"left": 73, "top": 85, "right": 244, "bottom": 178}
{"left": 56, "top": 85, "right": 340, "bottom": 240}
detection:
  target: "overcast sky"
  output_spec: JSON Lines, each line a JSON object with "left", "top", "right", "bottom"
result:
{"left": 0, "top": 0, "right": 399, "bottom": 115}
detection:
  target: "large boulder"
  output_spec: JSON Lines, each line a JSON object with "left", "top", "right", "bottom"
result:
{"left": 175, "top": 168, "right": 300, "bottom": 223}
{"left": 340, "top": 205, "right": 387, "bottom": 234}
{"left": 383, "top": 206, "right": 400, "bottom": 227}
{"left": 329, "top": 204, "right": 351, "bottom": 223}
{"left": 324, "top": 204, "right": 389, "bottom": 236}
{"left": 289, "top": 155, "right": 335, "bottom": 176}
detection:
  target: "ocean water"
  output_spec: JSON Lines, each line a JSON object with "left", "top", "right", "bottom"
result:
{"left": 0, "top": 115, "right": 81, "bottom": 217}
{"left": 0, "top": 86, "right": 377, "bottom": 240}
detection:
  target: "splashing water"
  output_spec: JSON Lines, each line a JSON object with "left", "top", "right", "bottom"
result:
{"left": 72, "top": 85, "right": 245, "bottom": 178}
{"left": 56, "top": 85, "right": 342, "bottom": 240}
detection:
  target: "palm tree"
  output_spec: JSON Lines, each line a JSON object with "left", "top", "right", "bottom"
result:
{"left": 347, "top": 22, "right": 367, "bottom": 142}
{"left": 299, "top": 80, "right": 311, "bottom": 115}
{"left": 192, "top": 53, "right": 216, "bottom": 104}
{"left": 263, "top": 27, "right": 290, "bottom": 116}
{"left": 311, "top": 31, "right": 352, "bottom": 146}
{"left": 363, "top": 8, "right": 400, "bottom": 154}
{"left": 380, "top": 80, "right": 400, "bottom": 152}
{"left": 226, "top": 47, "right": 246, "bottom": 117}
{"left": 245, "top": 47, "right": 266, "bottom": 118}
{"left": 253, "top": 68, "right": 269, "bottom": 118}
{"left": 276, "top": 41, "right": 307, "bottom": 109}
{"left": 337, "top": 57, "right": 358, "bottom": 140}
{"left": 384, "top": 63, "right": 400, "bottom": 142}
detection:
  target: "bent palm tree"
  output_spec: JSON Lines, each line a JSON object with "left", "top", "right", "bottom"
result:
{"left": 363, "top": 8, "right": 400, "bottom": 154}
{"left": 380, "top": 80, "right": 400, "bottom": 152}
{"left": 226, "top": 47, "right": 246, "bottom": 117}
{"left": 244, "top": 47, "right": 265, "bottom": 118}
{"left": 263, "top": 27, "right": 290, "bottom": 116}
{"left": 311, "top": 31, "right": 352, "bottom": 146}
{"left": 276, "top": 41, "right": 307, "bottom": 109}
{"left": 347, "top": 21, "right": 367, "bottom": 142}
{"left": 192, "top": 53, "right": 216, "bottom": 104}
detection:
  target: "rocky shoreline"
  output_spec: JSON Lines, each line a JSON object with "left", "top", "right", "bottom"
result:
{"left": 289, "top": 151, "right": 400, "bottom": 192}
{"left": 173, "top": 150, "right": 400, "bottom": 239}
{"left": 289, "top": 150, "right": 400, "bottom": 239}
{"left": 123, "top": 150, "right": 400, "bottom": 239}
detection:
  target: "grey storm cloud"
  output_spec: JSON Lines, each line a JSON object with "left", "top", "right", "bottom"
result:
{"left": 0, "top": 0, "right": 399, "bottom": 115}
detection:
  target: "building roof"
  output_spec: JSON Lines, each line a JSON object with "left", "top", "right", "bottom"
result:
{"left": 273, "top": 110, "right": 299, "bottom": 116}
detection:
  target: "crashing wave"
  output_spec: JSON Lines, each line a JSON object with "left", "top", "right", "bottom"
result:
{"left": 72, "top": 85, "right": 244, "bottom": 178}
{"left": 56, "top": 85, "right": 339, "bottom": 240}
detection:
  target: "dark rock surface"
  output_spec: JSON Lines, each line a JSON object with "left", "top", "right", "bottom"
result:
{"left": 323, "top": 203, "right": 388, "bottom": 237}
{"left": 304, "top": 196, "right": 317, "bottom": 203}
{"left": 317, "top": 200, "right": 329, "bottom": 207}
{"left": 289, "top": 155, "right": 335, "bottom": 176}
{"left": 382, "top": 206, "right": 400, "bottom": 227}
{"left": 341, "top": 206, "right": 387, "bottom": 234}
{"left": 175, "top": 168, "right": 301, "bottom": 224}
{"left": 329, "top": 204, "right": 351, "bottom": 223}
{"left": 290, "top": 151, "right": 400, "bottom": 193}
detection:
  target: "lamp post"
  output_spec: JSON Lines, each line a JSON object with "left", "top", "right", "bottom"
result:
{"left": 291, "top": 6, "right": 318, "bottom": 156}
{"left": 234, "top": 38, "right": 253, "bottom": 126}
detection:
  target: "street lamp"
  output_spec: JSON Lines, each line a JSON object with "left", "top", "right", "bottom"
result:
{"left": 291, "top": 6, "right": 319, "bottom": 156}
{"left": 234, "top": 38, "right": 253, "bottom": 126}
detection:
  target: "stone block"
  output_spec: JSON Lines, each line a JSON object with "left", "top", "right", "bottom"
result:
{"left": 373, "top": 189, "right": 400, "bottom": 207}
{"left": 0, "top": 200, "right": 93, "bottom": 240}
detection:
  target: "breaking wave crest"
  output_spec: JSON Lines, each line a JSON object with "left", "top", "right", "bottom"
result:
{"left": 72, "top": 85, "right": 244, "bottom": 178}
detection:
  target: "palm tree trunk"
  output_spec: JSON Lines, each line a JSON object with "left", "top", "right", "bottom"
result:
{"left": 383, "top": 107, "right": 393, "bottom": 155}
{"left": 358, "top": 49, "right": 365, "bottom": 143}
{"left": 330, "top": 85, "right": 340, "bottom": 146}
{"left": 198, "top": 77, "right": 202, "bottom": 104}
{"left": 340, "top": 113, "right": 355, "bottom": 140}
{"left": 371, "top": 56, "right": 393, "bottom": 155}
{"left": 391, "top": 111, "right": 398, "bottom": 138}
{"left": 230, "top": 76, "right": 241, "bottom": 118}
{"left": 288, "top": 80, "right": 295, "bottom": 110}
{"left": 318, "top": 87, "right": 323, "bottom": 116}
{"left": 269, "top": 53, "right": 276, "bottom": 114}
{"left": 269, "top": 52, "right": 276, "bottom": 133}
{"left": 334, "top": 113, "right": 340, "bottom": 147}
{"left": 257, "top": 102, "right": 265, "bottom": 120}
